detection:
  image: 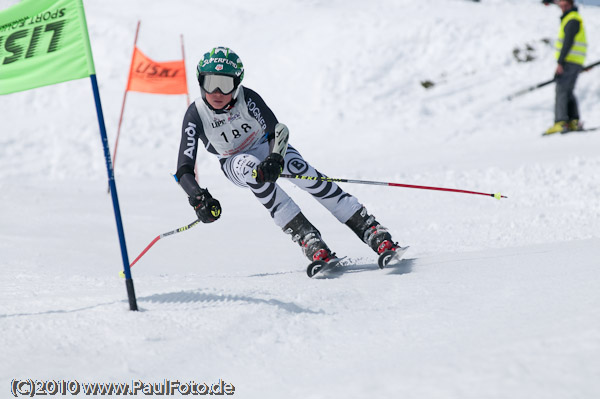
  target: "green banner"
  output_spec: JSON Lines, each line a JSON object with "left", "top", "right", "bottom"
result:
{"left": 0, "top": 0, "right": 95, "bottom": 95}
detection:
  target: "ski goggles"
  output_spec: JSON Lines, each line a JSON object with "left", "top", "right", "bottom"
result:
{"left": 201, "top": 74, "right": 237, "bottom": 95}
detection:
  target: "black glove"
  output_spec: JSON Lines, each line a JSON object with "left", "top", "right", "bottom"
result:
{"left": 189, "top": 188, "right": 221, "bottom": 223}
{"left": 254, "top": 153, "right": 284, "bottom": 183}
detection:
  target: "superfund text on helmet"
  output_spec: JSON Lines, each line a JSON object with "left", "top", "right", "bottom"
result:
{"left": 196, "top": 47, "right": 244, "bottom": 98}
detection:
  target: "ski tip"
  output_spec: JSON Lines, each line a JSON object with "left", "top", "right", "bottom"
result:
{"left": 306, "top": 256, "right": 346, "bottom": 278}
{"left": 378, "top": 247, "right": 409, "bottom": 269}
{"left": 307, "top": 260, "right": 327, "bottom": 278}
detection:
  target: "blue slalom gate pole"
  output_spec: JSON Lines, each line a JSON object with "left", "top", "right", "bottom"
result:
{"left": 90, "top": 74, "right": 138, "bottom": 311}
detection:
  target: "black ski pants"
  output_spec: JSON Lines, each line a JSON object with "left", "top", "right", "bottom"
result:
{"left": 555, "top": 62, "right": 583, "bottom": 123}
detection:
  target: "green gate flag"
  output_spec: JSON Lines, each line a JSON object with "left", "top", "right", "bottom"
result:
{"left": 0, "top": 0, "right": 95, "bottom": 95}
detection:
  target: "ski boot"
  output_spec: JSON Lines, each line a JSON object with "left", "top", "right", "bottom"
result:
{"left": 345, "top": 206, "right": 407, "bottom": 268}
{"left": 567, "top": 119, "right": 581, "bottom": 132}
{"left": 283, "top": 212, "right": 340, "bottom": 277}
{"left": 544, "top": 121, "right": 568, "bottom": 135}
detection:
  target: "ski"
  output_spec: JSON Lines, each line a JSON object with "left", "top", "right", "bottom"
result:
{"left": 306, "top": 247, "right": 410, "bottom": 277}
{"left": 307, "top": 256, "right": 347, "bottom": 278}
{"left": 561, "top": 126, "right": 599, "bottom": 134}
{"left": 542, "top": 126, "right": 599, "bottom": 136}
{"left": 377, "top": 246, "right": 410, "bottom": 269}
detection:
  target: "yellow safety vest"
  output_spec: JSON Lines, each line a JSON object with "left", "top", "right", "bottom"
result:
{"left": 555, "top": 10, "right": 587, "bottom": 65}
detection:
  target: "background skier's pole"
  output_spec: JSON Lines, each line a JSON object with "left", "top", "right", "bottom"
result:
{"left": 505, "top": 77, "right": 555, "bottom": 101}
{"left": 582, "top": 59, "right": 600, "bottom": 72}
{"left": 506, "top": 59, "right": 600, "bottom": 101}
{"left": 281, "top": 174, "right": 506, "bottom": 199}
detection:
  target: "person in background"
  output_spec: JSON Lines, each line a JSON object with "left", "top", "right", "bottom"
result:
{"left": 545, "top": 0, "right": 587, "bottom": 134}
{"left": 175, "top": 47, "right": 403, "bottom": 265}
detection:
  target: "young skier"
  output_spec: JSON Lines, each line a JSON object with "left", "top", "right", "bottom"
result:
{"left": 175, "top": 47, "right": 402, "bottom": 269}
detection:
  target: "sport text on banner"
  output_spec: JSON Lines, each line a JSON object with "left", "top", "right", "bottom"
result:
{"left": 127, "top": 46, "right": 187, "bottom": 94}
{"left": 0, "top": 0, "right": 95, "bottom": 95}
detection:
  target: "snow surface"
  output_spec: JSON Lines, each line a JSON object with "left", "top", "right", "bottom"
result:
{"left": 1, "top": 0, "right": 600, "bottom": 398}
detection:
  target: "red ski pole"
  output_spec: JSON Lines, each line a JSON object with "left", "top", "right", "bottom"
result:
{"left": 119, "top": 218, "right": 201, "bottom": 277}
{"left": 281, "top": 174, "right": 507, "bottom": 199}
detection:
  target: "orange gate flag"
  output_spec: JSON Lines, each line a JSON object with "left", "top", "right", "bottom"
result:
{"left": 126, "top": 46, "right": 188, "bottom": 95}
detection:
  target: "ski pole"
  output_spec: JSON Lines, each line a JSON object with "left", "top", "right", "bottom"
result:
{"left": 583, "top": 59, "right": 600, "bottom": 72}
{"left": 506, "top": 59, "right": 600, "bottom": 101}
{"left": 280, "top": 174, "right": 507, "bottom": 200}
{"left": 119, "top": 218, "right": 201, "bottom": 277}
{"left": 505, "top": 77, "right": 555, "bottom": 101}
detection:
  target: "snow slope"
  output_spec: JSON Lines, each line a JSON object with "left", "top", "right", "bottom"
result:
{"left": 1, "top": 0, "right": 600, "bottom": 398}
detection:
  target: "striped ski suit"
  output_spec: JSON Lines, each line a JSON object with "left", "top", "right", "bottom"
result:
{"left": 175, "top": 86, "right": 361, "bottom": 228}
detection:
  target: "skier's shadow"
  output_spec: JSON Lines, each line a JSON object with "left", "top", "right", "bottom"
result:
{"left": 317, "top": 258, "right": 415, "bottom": 279}
{"left": 137, "top": 290, "right": 323, "bottom": 314}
